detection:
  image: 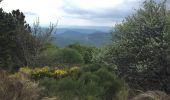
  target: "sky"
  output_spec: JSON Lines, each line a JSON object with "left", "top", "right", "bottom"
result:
{"left": 0, "top": 0, "right": 169, "bottom": 27}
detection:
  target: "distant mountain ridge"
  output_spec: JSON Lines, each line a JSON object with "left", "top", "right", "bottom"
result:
{"left": 52, "top": 27, "right": 113, "bottom": 47}
{"left": 55, "top": 26, "right": 112, "bottom": 34}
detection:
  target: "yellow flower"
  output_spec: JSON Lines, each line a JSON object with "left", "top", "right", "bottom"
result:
{"left": 32, "top": 66, "right": 50, "bottom": 75}
{"left": 11, "top": 67, "right": 32, "bottom": 78}
{"left": 41, "top": 66, "right": 50, "bottom": 72}
{"left": 19, "top": 67, "right": 32, "bottom": 74}
{"left": 54, "top": 69, "right": 67, "bottom": 77}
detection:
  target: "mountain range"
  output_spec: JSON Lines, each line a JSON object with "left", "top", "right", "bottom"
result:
{"left": 52, "top": 26, "right": 113, "bottom": 47}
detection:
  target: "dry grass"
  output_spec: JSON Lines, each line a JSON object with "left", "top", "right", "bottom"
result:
{"left": 0, "top": 70, "right": 42, "bottom": 100}
{"left": 131, "top": 91, "right": 170, "bottom": 100}
{"left": 41, "top": 97, "right": 58, "bottom": 100}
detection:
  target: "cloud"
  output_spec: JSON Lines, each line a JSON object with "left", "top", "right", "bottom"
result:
{"left": 0, "top": 0, "right": 63, "bottom": 26}
{"left": 60, "top": 0, "right": 143, "bottom": 26}
{"left": 24, "top": 12, "right": 37, "bottom": 16}
{"left": 1, "top": 0, "right": 169, "bottom": 27}
{"left": 61, "top": 5, "right": 94, "bottom": 16}
{"left": 0, "top": 0, "right": 145, "bottom": 26}
{"left": 60, "top": 0, "right": 170, "bottom": 26}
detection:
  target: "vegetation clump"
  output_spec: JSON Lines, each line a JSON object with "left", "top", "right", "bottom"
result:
{"left": 0, "top": 70, "right": 42, "bottom": 100}
{"left": 93, "top": 0, "right": 170, "bottom": 93}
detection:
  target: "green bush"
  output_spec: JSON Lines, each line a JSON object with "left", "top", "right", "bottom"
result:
{"left": 93, "top": 0, "right": 170, "bottom": 92}
{"left": 37, "top": 47, "right": 84, "bottom": 67}
{"left": 55, "top": 48, "right": 84, "bottom": 65}
{"left": 39, "top": 77, "right": 59, "bottom": 96}
{"left": 36, "top": 48, "right": 59, "bottom": 67}
{"left": 67, "top": 43, "right": 98, "bottom": 64}
{"left": 39, "top": 65, "right": 127, "bottom": 100}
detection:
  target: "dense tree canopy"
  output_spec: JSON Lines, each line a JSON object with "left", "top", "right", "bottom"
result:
{"left": 93, "top": 0, "right": 170, "bottom": 93}
{"left": 68, "top": 43, "right": 98, "bottom": 64}
{"left": 0, "top": 9, "right": 33, "bottom": 70}
{"left": 0, "top": 6, "right": 55, "bottom": 70}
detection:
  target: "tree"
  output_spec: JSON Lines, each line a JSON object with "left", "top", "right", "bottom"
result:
{"left": 0, "top": 9, "right": 32, "bottom": 70}
{"left": 94, "top": 0, "right": 170, "bottom": 92}
{"left": 56, "top": 48, "right": 84, "bottom": 65}
{"left": 11, "top": 9, "right": 34, "bottom": 67}
{"left": 36, "top": 47, "right": 59, "bottom": 67}
{"left": 30, "top": 18, "right": 57, "bottom": 67}
{"left": 0, "top": 8, "right": 56, "bottom": 70}
{"left": 68, "top": 43, "right": 98, "bottom": 64}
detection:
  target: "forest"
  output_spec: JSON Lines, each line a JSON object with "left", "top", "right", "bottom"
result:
{"left": 1, "top": 0, "right": 170, "bottom": 100}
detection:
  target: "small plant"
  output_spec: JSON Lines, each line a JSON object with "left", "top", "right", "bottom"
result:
{"left": 0, "top": 70, "right": 42, "bottom": 100}
{"left": 70, "top": 66, "right": 80, "bottom": 73}
{"left": 32, "top": 66, "right": 51, "bottom": 79}
{"left": 17, "top": 66, "right": 79, "bottom": 79}
{"left": 53, "top": 69, "right": 68, "bottom": 78}
{"left": 39, "top": 65, "right": 128, "bottom": 100}
{"left": 19, "top": 67, "right": 32, "bottom": 74}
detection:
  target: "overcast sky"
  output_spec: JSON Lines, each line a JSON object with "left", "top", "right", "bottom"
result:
{"left": 0, "top": 0, "right": 168, "bottom": 27}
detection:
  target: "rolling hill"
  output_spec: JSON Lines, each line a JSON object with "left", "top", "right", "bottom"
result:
{"left": 52, "top": 27, "right": 113, "bottom": 47}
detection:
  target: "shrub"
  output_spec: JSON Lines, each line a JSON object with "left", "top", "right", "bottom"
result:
{"left": 0, "top": 70, "right": 42, "bottom": 100}
{"left": 17, "top": 66, "right": 80, "bottom": 80}
{"left": 53, "top": 69, "right": 68, "bottom": 78}
{"left": 36, "top": 48, "right": 59, "bottom": 67}
{"left": 93, "top": 0, "right": 170, "bottom": 93}
{"left": 39, "top": 65, "right": 127, "bottom": 100}
{"left": 94, "top": 67, "right": 125, "bottom": 100}
{"left": 39, "top": 77, "right": 59, "bottom": 97}
{"left": 69, "top": 66, "right": 80, "bottom": 73}
{"left": 56, "top": 77, "right": 81, "bottom": 100}
{"left": 37, "top": 47, "right": 84, "bottom": 67}
{"left": 68, "top": 43, "right": 98, "bottom": 64}
{"left": 32, "top": 66, "right": 51, "bottom": 79}
{"left": 13, "top": 67, "right": 32, "bottom": 78}
{"left": 55, "top": 48, "right": 84, "bottom": 65}
{"left": 18, "top": 67, "right": 32, "bottom": 74}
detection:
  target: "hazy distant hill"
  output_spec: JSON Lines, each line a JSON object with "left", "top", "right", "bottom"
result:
{"left": 55, "top": 26, "right": 112, "bottom": 34}
{"left": 52, "top": 27, "right": 112, "bottom": 47}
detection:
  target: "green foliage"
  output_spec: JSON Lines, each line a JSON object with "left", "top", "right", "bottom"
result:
{"left": 42, "top": 43, "right": 59, "bottom": 50}
{"left": 0, "top": 9, "right": 33, "bottom": 70}
{"left": 93, "top": 0, "right": 170, "bottom": 92}
{"left": 68, "top": 43, "right": 98, "bottom": 64}
{"left": 56, "top": 48, "right": 84, "bottom": 65}
{"left": 39, "top": 77, "right": 59, "bottom": 96}
{"left": 36, "top": 46, "right": 84, "bottom": 67}
{"left": 0, "top": 8, "right": 56, "bottom": 70}
{"left": 39, "top": 64, "right": 127, "bottom": 100}
{"left": 36, "top": 48, "right": 59, "bottom": 66}
{"left": 16, "top": 66, "right": 80, "bottom": 80}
